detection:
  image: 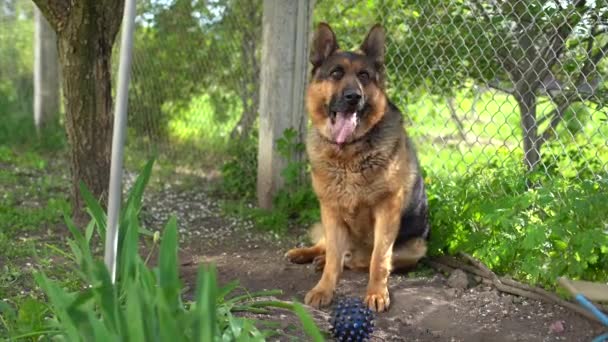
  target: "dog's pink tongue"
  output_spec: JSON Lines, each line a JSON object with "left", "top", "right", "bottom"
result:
{"left": 333, "top": 112, "right": 357, "bottom": 145}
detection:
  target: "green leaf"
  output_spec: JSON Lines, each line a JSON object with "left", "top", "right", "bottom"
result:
{"left": 90, "top": 261, "right": 122, "bottom": 336}
{"left": 521, "top": 226, "right": 545, "bottom": 250}
{"left": 85, "top": 220, "right": 96, "bottom": 244}
{"left": 216, "top": 280, "right": 239, "bottom": 302}
{"left": 90, "top": 314, "right": 116, "bottom": 341}
{"left": 123, "top": 158, "right": 155, "bottom": 219}
{"left": 157, "top": 295, "right": 182, "bottom": 342}
{"left": 224, "top": 289, "right": 283, "bottom": 306}
{"left": 291, "top": 301, "right": 325, "bottom": 342}
{"left": 33, "top": 272, "right": 82, "bottom": 342}
{"left": 194, "top": 265, "right": 218, "bottom": 342}
{"left": 125, "top": 282, "right": 146, "bottom": 342}
{"left": 158, "top": 215, "right": 181, "bottom": 312}
{"left": 79, "top": 180, "right": 107, "bottom": 239}
{"left": 119, "top": 210, "right": 142, "bottom": 286}
{"left": 16, "top": 298, "right": 48, "bottom": 332}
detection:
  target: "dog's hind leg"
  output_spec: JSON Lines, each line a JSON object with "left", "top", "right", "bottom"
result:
{"left": 285, "top": 223, "right": 326, "bottom": 264}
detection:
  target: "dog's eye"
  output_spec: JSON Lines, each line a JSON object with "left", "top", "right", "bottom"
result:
{"left": 358, "top": 71, "right": 370, "bottom": 83}
{"left": 330, "top": 68, "right": 344, "bottom": 80}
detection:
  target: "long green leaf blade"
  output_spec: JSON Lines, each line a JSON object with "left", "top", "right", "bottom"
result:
{"left": 194, "top": 265, "right": 217, "bottom": 342}
{"left": 292, "top": 302, "right": 325, "bottom": 342}
{"left": 79, "top": 180, "right": 107, "bottom": 238}
{"left": 158, "top": 215, "right": 181, "bottom": 312}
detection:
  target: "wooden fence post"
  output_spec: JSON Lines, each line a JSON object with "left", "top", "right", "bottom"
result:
{"left": 257, "top": 0, "right": 314, "bottom": 209}
{"left": 34, "top": 7, "right": 60, "bottom": 134}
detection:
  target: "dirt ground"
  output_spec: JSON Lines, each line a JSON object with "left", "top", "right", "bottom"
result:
{"left": 139, "top": 173, "right": 607, "bottom": 342}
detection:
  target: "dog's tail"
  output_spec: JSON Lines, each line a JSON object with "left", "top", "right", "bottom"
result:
{"left": 392, "top": 238, "right": 427, "bottom": 270}
{"left": 308, "top": 222, "right": 324, "bottom": 244}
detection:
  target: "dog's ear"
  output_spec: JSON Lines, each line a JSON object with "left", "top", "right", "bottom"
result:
{"left": 310, "top": 22, "right": 339, "bottom": 68}
{"left": 360, "top": 24, "right": 385, "bottom": 66}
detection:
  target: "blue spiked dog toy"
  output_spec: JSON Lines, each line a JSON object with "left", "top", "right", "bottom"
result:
{"left": 329, "top": 296, "right": 375, "bottom": 341}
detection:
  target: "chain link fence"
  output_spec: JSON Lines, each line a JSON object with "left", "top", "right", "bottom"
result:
{"left": 0, "top": 0, "right": 35, "bottom": 121}
{"left": 121, "top": 0, "right": 261, "bottom": 164}
{"left": 2, "top": 1, "right": 607, "bottom": 205}
{"left": 321, "top": 0, "right": 608, "bottom": 186}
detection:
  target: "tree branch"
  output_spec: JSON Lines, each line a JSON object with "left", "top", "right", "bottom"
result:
{"left": 579, "top": 41, "right": 608, "bottom": 82}
{"left": 31, "top": 0, "right": 70, "bottom": 32}
{"left": 538, "top": 90, "right": 595, "bottom": 147}
{"left": 538, "top": 100, "right": 575, "bottom": 144}
{"left": 525, "top": 3, "right": 586, "bottom": 92}
{"left": 469, "top": 0, "right": 492, "bottom": 24}
{"left": 538, "top": 27, "right": 608, "bottom": 145}
{"left": 487, "top": 80, "right": 515, "bottom": 94}
{"left": 425, "top": 253, "right": 608, "bottom": 324}
{"left": 446, "top": 97, "right": 470, "bottom": 144}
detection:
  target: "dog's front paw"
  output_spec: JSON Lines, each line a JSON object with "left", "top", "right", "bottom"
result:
{"left": 304, "top": 286, "right": 334, "bottom": 308}
{"left": 364, "top": 286, "right": 390, "bottom": 312}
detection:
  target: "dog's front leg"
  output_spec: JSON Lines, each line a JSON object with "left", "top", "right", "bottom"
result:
{"left": 304, "top": 203, "right": 348, "bottom": 308}
{"left": 366, "top": 195, "right": 402, "bottom": 312}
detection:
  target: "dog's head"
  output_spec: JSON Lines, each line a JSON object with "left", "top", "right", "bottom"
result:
{"left": 306, "top": 23, "right": 388, "bottom": 147}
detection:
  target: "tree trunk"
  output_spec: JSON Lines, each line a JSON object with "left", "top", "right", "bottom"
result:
{"left": 516, "top": 92, "right": 541, "bottom": 171}
{"left": 33, "top": 0, "right": 125, "bottom": 223}
{"left": 34, "top": 7, "right": 60, "bottom": 133}
{"left": 446, "top": 97, "right": 468, "bottom": 143}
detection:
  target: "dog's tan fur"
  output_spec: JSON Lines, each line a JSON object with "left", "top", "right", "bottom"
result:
{"left": 285, "top": 23, "right": 429, "bottom": 312}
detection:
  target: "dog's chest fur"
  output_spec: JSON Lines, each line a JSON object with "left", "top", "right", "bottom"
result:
{"left": 307, "top": 121, "right": 410, "bottom": 240}
{"left": 311, "top": 144, "right": 402, "bottom": 206}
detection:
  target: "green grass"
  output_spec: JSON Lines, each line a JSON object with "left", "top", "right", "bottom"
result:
{"left": 0, "top": 145, "right": 82, "bottom": 340}
{"left": 0, "top": 110, "right": 66, "bottom": 152}
{"left": 0, "top": 146, "right": 72, "bottom": 296}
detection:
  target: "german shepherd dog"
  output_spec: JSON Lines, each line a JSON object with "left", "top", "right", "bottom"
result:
{"left": 285, "top": 23, "right": 431, "bottom": 312}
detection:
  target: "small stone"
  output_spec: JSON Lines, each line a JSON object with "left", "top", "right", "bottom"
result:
{"left": 549, "top": 320, "right": 566, "bottom": 334}
{"left": 445, "top": 288, "right": 461, "bottom": 298}
{"left": 447, "top": 269, "right": 470, "bottom": 289}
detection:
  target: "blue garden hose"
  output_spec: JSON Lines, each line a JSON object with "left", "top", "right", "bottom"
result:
{"left": 592, "top": 332, "right": 608, "bottom": 342}
{"left": 575, "top": 294, "right": 608, "bottom": 327}
{"left": 557, "top": 277, "right": 608, "bottom": 341}
{"left": 573, "top": 294, "right": 608, "bottom": 342}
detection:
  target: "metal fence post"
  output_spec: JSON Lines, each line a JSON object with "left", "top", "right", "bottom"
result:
{"left": 104, "top": 0, "right": 137, "bottom": 284}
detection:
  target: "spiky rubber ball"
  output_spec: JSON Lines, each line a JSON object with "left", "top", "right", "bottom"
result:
{"left": 329, "top": 296, "right": 375, "bottom": 341}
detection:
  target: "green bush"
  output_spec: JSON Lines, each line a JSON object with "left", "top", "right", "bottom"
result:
{"left": 0, "top": 159, "right": 324, "bottom": 341}
{"left": 221, "top": 128, "right": 320, "bottom": 234}
{"left": 270, "top": 128, "right": 320, "bottom": 227}
{"left": 220, "top": 130, "right": 259, "bottom": 201}
{"left": 427, "top": 153, "right": 608, "bottom": 287}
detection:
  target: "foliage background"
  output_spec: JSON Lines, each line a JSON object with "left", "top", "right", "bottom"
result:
{"left": 0, "top": 0, "right": 607, "bottom": 290}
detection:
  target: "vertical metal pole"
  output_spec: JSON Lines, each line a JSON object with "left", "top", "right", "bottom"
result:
{"left": 104, "top": 0, "right": 136, "bottom": 283}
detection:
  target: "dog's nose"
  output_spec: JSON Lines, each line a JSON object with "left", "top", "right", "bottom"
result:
{"left": 343, "top": 89, "right": 362, "bottom": 105}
